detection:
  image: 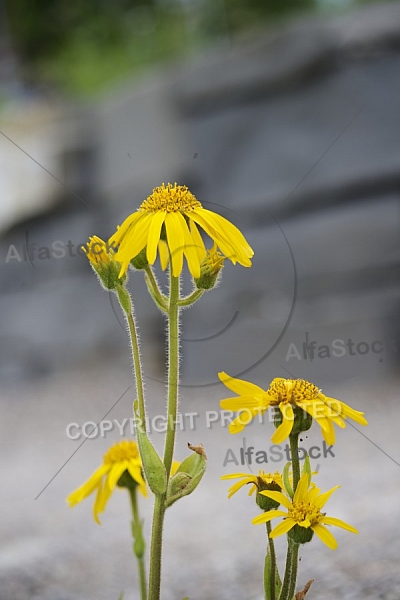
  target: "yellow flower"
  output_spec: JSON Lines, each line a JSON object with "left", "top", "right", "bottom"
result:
{"left": 67, "top": 440, "right": 147, "bottom": 524}
{"left": 221, "top": 470, "right": 283, "bottom": 498}
{"left": 109, "top": 183, "right": 254, "bottom": 279}
{"left": 219, "top": 372, "right": 368, "bottom": 445}
{"left": 252, "top": 473, "right": 358, "bottom": 550}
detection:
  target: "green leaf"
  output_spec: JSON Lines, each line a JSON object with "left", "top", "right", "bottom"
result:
{"left": 166, "top": 443, "right": 207, "bottom": 508}
{"left": 264, "top": 547, "right": 282, "bottom": 600}
{"left": 283, "top": 461, "right": 293, "bottom": 499}
{"left": 134, "top": 401, "right": 167, "bottom": 496}
{"left": 301, "top": 452, "right": 311, "bottom": 485}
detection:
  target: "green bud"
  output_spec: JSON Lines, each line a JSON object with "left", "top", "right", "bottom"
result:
{"left": 130, "top": 247, "right": 148, "bottom": 270}
{"left": 288, "top": 524, "right": 314, "bottom": 544}
{"left": 131, "top": 519, "right": 146, "bottom": 559}
{"left": 166, "top": 443, "right": 207, "bottom": 508}
{"left": 256, "top": 479, "right": 281, "bottom": 511}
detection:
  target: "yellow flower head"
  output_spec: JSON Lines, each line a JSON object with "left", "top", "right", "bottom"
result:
{"left": 252, "top": 473, "right": 358, "bottom": 550}
{"left": 67, "top": 440, "right": 146, "bottom": 524}
{"left": 219, "top": 372, "right": 368, "bottom": 445}
{"left": 109, "top": 183, "right": 254, "bottom": 279}
{"left": 221, "top": 470, "right": 283, "bottom": 499}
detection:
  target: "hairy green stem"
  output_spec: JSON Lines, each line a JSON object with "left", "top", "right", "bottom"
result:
{"left": 148, "top": 272, "right": 180, "bottom": 600}
{"left": 289, "top": 433, "right": 300, "bottom": 492}
{"left": 117, "top": 287, "right": 147, "bottom": 431}
{"left": 178, "top": 288, "right": 204, "bottom": 307}
{"left": 265, "top": 521, "right": 277, "bottom": 600}
{"left": 279, "top": 539, "right": 299, "bottom": 600}
{"left": 144, "top": 266, "right": 168, "bottom": 312}
{"left": 129, "top": 488, "right": 147, "bottom": 600}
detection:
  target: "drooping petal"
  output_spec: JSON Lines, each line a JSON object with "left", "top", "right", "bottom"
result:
{"left": 228, "top": 409, "right": 260, "bottom": 434}
{"left": 107, "top": 461, "right": 129, "bottom": 491}
{"left": 165, "top": 212, "right": 185, "bottom": 277}
{"left": 180, "top": 216, "right": 202, "bottom": 278}
{"left": 109, "top": 211, "right": 143, "bottom": 248}
{"left": 320, "top": 516, "right": 358, "bottom": 534}
{"left": 312, "top": 523, "right": 338, "bottom": 550}
{"left": 146, "top": 211, "right": 166, "bottom": 264}
{"left": 158, "top": 240, "right": 169, "bottom": 270}
{"left": 67, "top": 464, "right": 110, "bottom": 506}
{"left": 227, "top": 477, "right": 256, "bottom": 498}
{"left": 188, "top": 219, "right": 206, "bottom": 262}
{"left": 93, "top": 480, "right": 113, "bottom": 524}
{"left": 325, "top": 396, "right": 368, "bottom": 425}
{"left": 259, "top": 490, "right": 292, "bottom": 509}
{"left": 270, "top": 402, "right": 294, "bottom": 444}
{"left": 220, "top": 472, "right": 255, "bottom": 480}
{"left": 269, "top": 518, "right": 297, "bottom": 539}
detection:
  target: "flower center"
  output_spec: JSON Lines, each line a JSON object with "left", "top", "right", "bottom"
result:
{"left": 289, "top": 501, "right": 321, "bottom": 526}
{"left": 139, "top": 183, "right": 202, "bottom": 213}
{"left": 103, "top": 440, "right": 140, "bottom": 464}
{"left": 267, "top": 378, "right": 320, "bottom": 405}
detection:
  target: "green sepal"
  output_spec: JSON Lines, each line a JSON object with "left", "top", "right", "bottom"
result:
{"left": 134, "top": 401, "right": 167, "bottom": 496}
{"left": 288, "top": 524, "right": 314, "bottom": 544}
{"left": 264, "top": 547, "right": 282, "bottom": 600}
{"left": 283, "top": 462, "right": 294, "bottom": 499}
{"left": 118, "top": 593, "right": 124, "bottom": 600}
{"left": 166, "top": 444, "right": 207, "bottom": 508}
{"left": 130, "top": 247, "right": 149, "bottom": 270}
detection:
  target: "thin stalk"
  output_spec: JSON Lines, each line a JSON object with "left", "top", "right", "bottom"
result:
{"left": 144, "top": 266, "right": 168, "bottom": 312}
{"left": 148, "top": 271, "right": 180, "bottom": 600}
{"left": 265, "top": 521, "right": 277, "bottom": 600}
{"left": 129, "top": 488, "right": 147, "bottom": 600}
{"left": 289, "top": 433, "right": 300, "bottom": 492}
{"left": 178, "top": 288, "right": 204, "bottom": 307}
{"left": 126, "top": 306, "right": 147, "bottom": 431}
{"left": 278, "top": 539, "right": 299, "bottom": 600}
{"left": 116, "top": 286, "right": 147, "bottom": 431}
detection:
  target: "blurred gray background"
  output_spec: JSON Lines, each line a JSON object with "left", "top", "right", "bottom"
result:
{"left": 1, "top": 0, "right": 400, "bottom": 598}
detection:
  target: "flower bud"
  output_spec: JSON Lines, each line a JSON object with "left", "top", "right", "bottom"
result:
{"left": 83, "top": 236, "right": 124, "bottom": 290}
{"left": 194, "top": 244, "right": 225, "bottom": 290}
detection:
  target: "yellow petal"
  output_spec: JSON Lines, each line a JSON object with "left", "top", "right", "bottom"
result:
{"left": 227, "top": 478, "right": 256, "bottom": 498}
{"left": 312, "top": 523, "right": 338, "bottom": 550}
{"left": 218, "top": 371, "right": 266, "bottom": 396}
{"left": 271, "top": 403, "right": 294, "bottom": 444}
{"left": 320, "top": 516, "right": 358, "bottom": 534}
{"left": 158, "top": 240, "right": 169, "bottom": 270}
{"left": 228, "top": 409, "right": 258, "bottom": 434}
{"left": 67, "top": 464, "right": 109, "bottom": 507}
{"left": 252, "top": 510, "right": 288, "bottom": 525}
{"left": 107, "top": 462, "right": 128, "bottom": 491}
{"left": 220, "top": 395, "right": 263, "bottom": 410}
{"left": 181, "top": 217, "right": 201, "bottom": 278}
{"left": 269, "top": 518, "right": 297, "bottom": 538}
{"left": 314, "top": 485, "right": 340, "bottom": 509}
{"left": 293, "top": 473, "right": 309, "bottom": 503}
{"left": 259, "top": 490, "right": 292, "bottom": 509}
{"left": 165, "top": 212, "right": 185, "bottom": 276}
{"left": 146, "top": 211, "right": 166, "bottom": 264}
{"left": 188, "top": 219, "right": 206, "bottom": 262}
